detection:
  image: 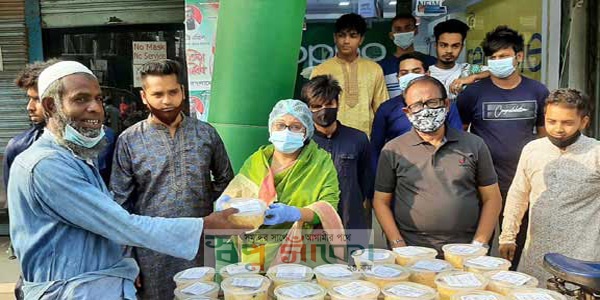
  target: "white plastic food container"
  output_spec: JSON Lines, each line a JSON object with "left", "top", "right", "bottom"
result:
{"left": 507, "top": 288, "right": 567, "bottom": 300}
{"left": 442, "top": 244, "right": 488, "bottom": 270}
{"left": 174, "top": 281, "right": 220, "bottom": 299}
{"left": 450, "top": 290, "right": 506, "bottom": 300}
{"left": 381, "top": 282, "right": 438, "bottom": 300}
{"left": 274, "top": 282, "right": 327, "bottom": 300}
{"left": 351, "top": 248, "right": 396, "bottom": 270}
{"left": 463, "top": 256, "right": 511, "bottom": 274}
{"left": 328, "top": 280, "right": 381, "bottom": 300}
{"left": 484, "top": 271, "right": 539, "bottom": 296}
{"left": 266, "top": 263, "right": 313, "bottom": 296}
{"left": 219, "top": 262, "right": 261, "bottom": 279}
{"left": 393, "top": 246, "right": 439, "bottom": 266}
{"left": 407, "top": 258, "right": 454, "bottom": 287}
{"left": 313, "top": 264, "right": 362, "bottom": 289}
{"left": 435, "top": 271, "right": 489, "bottom": 300}
{"left": 363, "top": 264, "right": 410, "bottom": 288}
{"left": 220, "top": 274, "right": 271, "bottom": 300}
{"left": 223, "top": 198, "right": 268, "bottom": 232}
{"left": 173, "top": 267, "right": 216, "bottom": 287}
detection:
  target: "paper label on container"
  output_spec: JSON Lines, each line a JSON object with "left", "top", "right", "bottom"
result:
{"left": 393, "top": 246, "right": 431, "bottom": 256}
{"left": 412, "top": 260, "right": 449, "bottom": 271}
{"left": 226, "top": 264, "right": 256, "bottom": 275}
{"left": 491, "top": 271, "right": 531, "bottom": 286}
{"left": 276, "top": 265, "right": 307, "bottom": 279}
{"left": 513, "top": 293, "right": 556, "bottom": 300}
{"left": 387, "top": 285, "right": 428, "bottom": 297}
{"left": 279, "top": 284, "right": 321, "bottom": 298}
{"left": 443, "top": 273, "right": 482, "bottom": 287}
{"left": 179, "top": 268, "right": 209, "bottom": 279}
{"left": 230, "top": 201, "right": 263, "bottom": 214}
{"left": 181, "top": 282, "right": 214, "bottom": 295}
{"left": 333, "top": 282, "right": 376, "bottom": 297}
{"left": 461, "top": 296, "right": 499, "bottom": 300}
{"left": 370, "top": 265, "right": 402, "bottom": 278}
{"left": 467, "top": 256, "right": 505, "bottom": 268}
{"left": 361, "top": 251, "right": 390, "bottom": 261}
{"left": 231, "top": 277, "right": 263, "bottom": 289}
{"left": 448, "top": 245, "right": 480, "bottom": 254}
{"left": 318, "top": 266, "right": 353, "bottom": 278}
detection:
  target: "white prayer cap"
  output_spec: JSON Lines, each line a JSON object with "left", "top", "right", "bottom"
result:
{"left": 38, "top": 61, "right": 96, "bottom": 99}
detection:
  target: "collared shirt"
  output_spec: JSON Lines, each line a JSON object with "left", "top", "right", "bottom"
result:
{"left": 375, "top": 127, "right": 497, "bottom": 252}
{"left": 370, "top": 95, "right": 463, "bottom": 173}
{"left": 3, "top": 124, "right": 116, "bottom": 189}
{"left": 378, "top": 53, "right": 437, "bottom": 98}
{"left": 499, "top": 136, "right": 600, "bottom": 284}
{"left": 312, "top": 122, "right": 374, "bottom": 230}
{"left": 110, "top": 115, "right": 233, "bottom": 299}
{"left": 7, "top": 131, "right": 203, "bottom": 299}
{"left": 311, "top": 56, "right": 389, "bottom": 135}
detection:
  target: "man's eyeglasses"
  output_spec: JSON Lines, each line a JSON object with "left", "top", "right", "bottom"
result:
{"left": 272, "top": 122, "right": 305, "bottom": 133}
{"left": 405, "top": 98, "right": 446, "bottom": 114}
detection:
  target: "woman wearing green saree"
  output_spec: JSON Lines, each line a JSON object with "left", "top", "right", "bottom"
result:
{"left": 220, "top": 99, "right": 346, "bottom": 269}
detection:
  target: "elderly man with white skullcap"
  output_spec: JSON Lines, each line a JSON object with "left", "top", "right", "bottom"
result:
{"left": 6, "top": 61, "right": 249, "bottom": 299}
{"left": 218, "top": 99, "right": 345, "bottom": 269}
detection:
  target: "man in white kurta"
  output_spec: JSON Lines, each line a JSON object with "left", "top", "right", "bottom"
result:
{"left": 499, "top": 88, "right": 600, "bottom": 286}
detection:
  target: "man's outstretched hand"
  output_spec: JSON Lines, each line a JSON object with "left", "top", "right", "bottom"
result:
{"left": 203, "top": 208, "right": 252, "bottom": 235}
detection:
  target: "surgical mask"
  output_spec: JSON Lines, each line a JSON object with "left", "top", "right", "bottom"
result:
{"left": 64, "top": 124, "right": 106, "bottom": 148}
{"left": 312, "top": 108, "right": 338, "bottom": 127}
{"left": 269, "top": 129, "right": 305, "bottom": 154}
{"left": 488, "top": 56, "right": 516, "bottom": 78}
{"left": 398, "top": 73, "right": 425, "bottom": 92}
{"left": 548, "top": 131, "right": 581, "bottom": 149}
{"left": 408, "top": 107, "right": 447, "bottom": 133}
{"left": 393, "top": 32, "right": 415, "bottom": 49}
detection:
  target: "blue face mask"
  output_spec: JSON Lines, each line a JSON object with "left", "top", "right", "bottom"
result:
{"left": 64, "top": 124, "right": 106, "bottom": 148}
{"left": 269, "top": 129, "right": 305, "bottom": 154}
{"left": 398, "top": 73, "right": 425, "bottom": 92}
{"left": 488, "top": 56, "right": 516, "bottom": 78}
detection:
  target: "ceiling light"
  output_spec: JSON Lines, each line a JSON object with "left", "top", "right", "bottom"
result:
{"left": 389, "top": 1, "right": 397, "bottom": 4}
{"left": 339, "top": 1, "right": 350, "bottom": 6}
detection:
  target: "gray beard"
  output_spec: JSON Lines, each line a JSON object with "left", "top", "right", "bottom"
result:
{"left": 54, "top": 110, "right": 107, "bottom": 162}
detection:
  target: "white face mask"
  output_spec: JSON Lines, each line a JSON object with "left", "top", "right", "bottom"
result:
{"left": 398, "top": 73, "right": 425, "bottom": 92}
{"left": 393, "top": 32, "right": 415, "bottom": 49}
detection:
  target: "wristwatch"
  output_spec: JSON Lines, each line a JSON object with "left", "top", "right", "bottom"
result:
{"left": 391, "top": 238, "right": 405, "bottom": 246}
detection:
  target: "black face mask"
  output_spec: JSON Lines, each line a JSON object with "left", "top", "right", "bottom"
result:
{"left": 548, "top": 130, "right": 581, "bottom": 149}
{"left": 312, "top": 108, "right": 338, "bottom": 127}
{"left": 145, "top": 99, "right": 184, "bottom": 126}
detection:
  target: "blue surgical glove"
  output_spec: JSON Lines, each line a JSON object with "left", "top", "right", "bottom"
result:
{"left": 215, "top": 194, "right": 231, "bottom": 211}
{"left": 264, "top": 203, "right": 301, "bottom": 225}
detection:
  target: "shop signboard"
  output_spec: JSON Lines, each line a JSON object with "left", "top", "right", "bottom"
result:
{"left": 185, "top": 1, "right": 219, "bottom": 121}
{"left": 132, "top": 41, "right": 167, "bottom": 87}
{"left": 414, "top": 0, "right": 447, "bottom": 17}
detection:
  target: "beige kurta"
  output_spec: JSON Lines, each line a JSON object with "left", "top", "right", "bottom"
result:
{"left": 499, "top": 135, "right": 600, "bottom": 285}
{"left": 311, "top": 56, "right": 389, "bottom": 135}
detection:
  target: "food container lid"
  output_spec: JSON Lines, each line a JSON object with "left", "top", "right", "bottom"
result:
{"left": 451, "top": 290, "right": 506, "bottom": 300}
{"left": 352, "top": 248, "right": 395, "bottom": 262}
{"left": 382, "top": 282, "right": 438, "bottom": 299}
{"left": 220, "top": 274, "right": 271, "bottom": 295}
{"left": 174, "top": 281, "right": 219, "bottom": 299}
{"left": 364, "top": 264, "right": 410, "bottom": 279}
{"left": 464, "top": 256, "right": 512, "bottom": 271}
{"left": 174, "top": 267, "right": 216, "bottom": 282}
{"left": 274, "top": 282, "right": 327, "bottom": 298}
{"left": 328, "top": 280, "right": 381, "bottom": 299}
{"left": 407, "top": 259, "right": 454, "bottom": 273}
{"left": 314, "top": 264, "right": 361, "bottom": 280}
{"left": 435, "top": 271, "right": 489, "bottom": 289}
{"left": 225, "top": 198, "right": 267, "bottom": 216}
{"left": 393, "top": 246, "right": 438, "bottom": 258}
{"left": 442, "top": 244, "right": 488, "bottom": 256}
{"left": 267, "top": 263, "right": 314, "bottom": 281}
{"left": 507, "top": 288, "right": 567, "bottom": 300}
{"left": 484, "top": 270, "right": 539, "bottom": 288}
